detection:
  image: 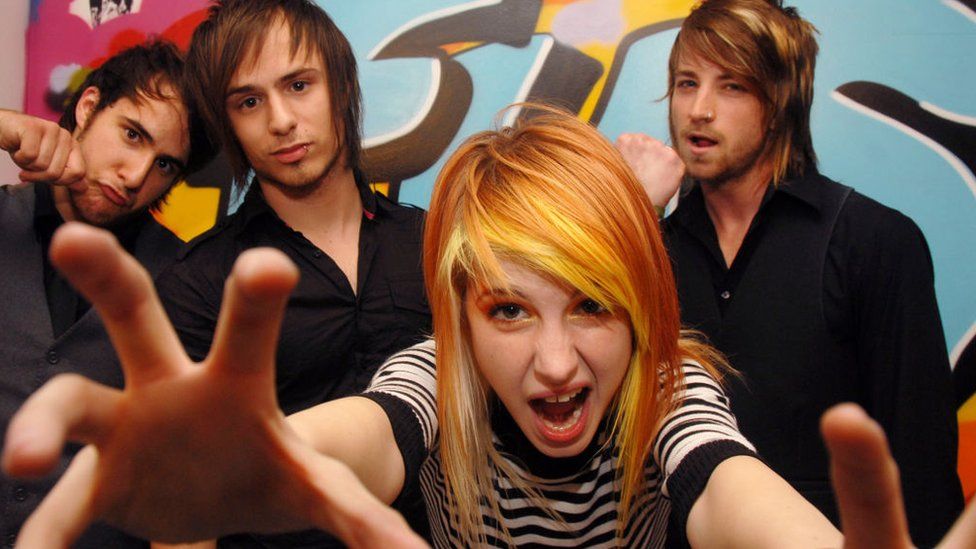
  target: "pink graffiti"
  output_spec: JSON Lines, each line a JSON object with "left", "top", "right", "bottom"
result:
{"left": 26, "top": 0, "right": 210, "bottom": 120}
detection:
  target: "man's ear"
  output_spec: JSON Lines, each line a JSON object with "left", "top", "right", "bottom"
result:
{"left": 74, "top": 86, "right": 101, "bottom": 134}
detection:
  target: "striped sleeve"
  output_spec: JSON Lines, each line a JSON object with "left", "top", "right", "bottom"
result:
{"left": 653, "top": 362, "right": 758, "bottom": 546}
{"left": 360, "top": 339, "right": 439, "bottom": 483}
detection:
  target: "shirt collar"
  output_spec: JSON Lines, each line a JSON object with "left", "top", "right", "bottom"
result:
{"left": 673, "top": 169, "right": 825, "bottom": 228}
{"left": 239, "top": 169, "right": 380, "bottom": 228}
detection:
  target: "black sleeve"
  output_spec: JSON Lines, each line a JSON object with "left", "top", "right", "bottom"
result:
{"left": 665, "top": 440, "right": 758, "bottom": 548}
{"left": 850, "top": 207, "right": 963, "bottom": 545}
{"left": 358, "top": 391, "right": 428, "bottom": 507}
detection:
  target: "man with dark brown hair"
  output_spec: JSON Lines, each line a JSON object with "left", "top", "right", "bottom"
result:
{"left": 620, "top": 0, "right": 963, "bottom": 544}
{"left": 157, "top": 1, "right": 430, "bottom": 546}
{"left": 0, "top": 39, "right": 215, "bottom": 548}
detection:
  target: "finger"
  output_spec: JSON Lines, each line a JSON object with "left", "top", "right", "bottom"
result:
{"left": 208, "top": 248, "right": 299, "bottom": 378}
{"left": 2, "top": 374, "right": 121, "bottom": 478}
{"left": 821, "top": 403, "right": 911, "bottom": 549}
{"left": 60, "top": 142, "right": 88, "bottom": 188}
{"left": 44, "top": 129, "right": 74, "bottom": 184}
{"left": 11, "top": 124, "right": 43, "bottom": 169}
{"left": 939, "top": 496, "right": 976, "bottom": 549}
{"left": 15, "top": 446, "right": 100, "bottom": 549}
{"left": 300, "top": 451, "right": 428, "bottom": 549}
{"left": 28, "top": 125, "right": 60, "bottom": 173}
{"left": 50, "top": 223, "right": 188, "bottom": 384}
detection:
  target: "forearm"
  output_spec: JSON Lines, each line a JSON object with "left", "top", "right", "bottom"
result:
{"left": 287, "top": 396, "right": 405, "bottom": 504}
{"left": 687, "top": 456, "right": 842, "bottom": 548}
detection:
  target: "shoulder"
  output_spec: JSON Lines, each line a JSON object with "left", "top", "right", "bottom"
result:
{"left": 0, "top": 182, "right": 34, "bottom": 209}
{"left": 374, "top": 193, "right": 426, "bottom": 227}
{"left": 841, "top": 189, "right": 925, "bottom": 241}
{"left": 365, "top": 339, "right": 438, "bottom": 449}
{"left": 178, "top": 212, "right": 247, "bottom": 259}
{"left": 155, "top": 215, "right": 245, "bottom": 299}
{"left": 832, "top": 187, "right": 932, "bottom": 270}
{"left": 370, "top": 339, "right": 437, "bottom": 384}
{"left": 131, "top": 217, "right": 184, "bottom": 275}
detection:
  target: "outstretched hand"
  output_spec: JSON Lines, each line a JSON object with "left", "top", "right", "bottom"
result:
{"left": 1, "top": 223, "right": 427, "bottom": 548}
{"left": 823, "top": 403, "right": 974, "bottom": 549}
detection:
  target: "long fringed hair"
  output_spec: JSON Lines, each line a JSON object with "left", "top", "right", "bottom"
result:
{"left": 423, "top": 105, "right": 726, "bottom": 545}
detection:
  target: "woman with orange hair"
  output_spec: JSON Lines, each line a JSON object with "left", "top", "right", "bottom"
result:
{"left": 4, "top": 107, "right": 954, "bottom": 548}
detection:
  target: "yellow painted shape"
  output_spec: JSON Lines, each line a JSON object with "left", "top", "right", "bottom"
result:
{"left": 621, "top": 0, "right": 695, "bottom": 30}
{"left": 537, "top": 0, "right": 697, "bottom": 120}
{"left": 960, "top": 392, "right": 976, "bottom": 422}
{"left": 441, "top": 41, "right": 483, "bottom": 56}
{"left": 152, "top": 181, "right": 221, "bottom": 242}
{"left": 958, "top": 394, "right": 976, "bottom": 500}
{"left": 370, "top": 182, "right": 390, "bottom": 197}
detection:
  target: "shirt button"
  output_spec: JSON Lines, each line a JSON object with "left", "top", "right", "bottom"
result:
{"left": 13, "top": 486, "right": 27, "bottom": 502}
{"left": 720, "top": 290, "right": 731, "bottom": 300}
{"left": 5, "top": 533, "right": 15, "bottom": 547}
{"left": 313, "top": 250, "right": 323, "bottom": 258}
{"left": 46, "top": 350, "right": 59, "bottom": 364}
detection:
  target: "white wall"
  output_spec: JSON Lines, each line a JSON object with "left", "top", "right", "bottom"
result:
{"left": 0, "top": 1, "right": 29, "bottom": 183}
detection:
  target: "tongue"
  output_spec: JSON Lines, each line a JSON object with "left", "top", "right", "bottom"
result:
{"left": 539, "top": 400, "right": 577, "bottom": 421}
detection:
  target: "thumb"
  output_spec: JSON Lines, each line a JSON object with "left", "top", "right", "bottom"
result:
{"left": 59, "top": 142, "right": 88, "bottom": 192}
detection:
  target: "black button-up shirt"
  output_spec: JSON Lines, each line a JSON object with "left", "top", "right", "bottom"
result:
{"left": 157, "top": 178, "right": 430, "bottom": 415}
{"left": 664, "top": 170, "right": 962, "bottom": 545}
{"left": 156, "top": 178, "right": 431, "bottom": 548}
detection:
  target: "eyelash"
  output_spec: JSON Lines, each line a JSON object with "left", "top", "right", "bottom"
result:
{"left": 489, "top": 303, "right": 526, "bottom": 321}
{"left": 486, "top": 298, "right": 609, "bottom": 322}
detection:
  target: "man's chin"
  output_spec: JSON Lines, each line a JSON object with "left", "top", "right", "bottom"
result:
{"left": 72, "top": 203, "right": 135, "bottom": 228}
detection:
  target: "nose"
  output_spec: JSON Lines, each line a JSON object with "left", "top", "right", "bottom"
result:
{"left": 689, "top": 87, "right": 715, "bottom": 123}
{"left": 118, "top": 152, "right": 155, "bottom": 191}
{"left": 532, "top": 321, "right": 580, "bottom": 388}
{"left": 267, "top": 92, "right": 297, "bottom": 136}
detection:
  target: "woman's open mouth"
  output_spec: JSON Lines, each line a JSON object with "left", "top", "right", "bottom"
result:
{"left": 529, "top": 388, "right": 590, "bottom": 443}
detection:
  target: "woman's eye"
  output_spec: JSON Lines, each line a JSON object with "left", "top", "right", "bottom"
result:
{"left": 292, "top": 81, "right": 307, "bottom": 92}
{"left": 125, "top": 128, "right": 140, "bottom": 142}
{"left": 490, "top": 304, "right": 526, "bottom": 321}
{"left": 577, "top": 298, "right": 607, "bottom": 316}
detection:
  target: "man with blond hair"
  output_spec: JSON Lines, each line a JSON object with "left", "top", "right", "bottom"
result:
{"left": 619, "top": 0, "right": 963, "bottom": 544}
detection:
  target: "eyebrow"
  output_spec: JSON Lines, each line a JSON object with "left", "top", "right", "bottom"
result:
{"left": 225, "top": 67, "right": 321, "bottom": 100}
{"left": 123, "top": 116, "right": 187, "bottom": 174}
{"left": 476, "top": 287, "right": 527, "bottom": 300}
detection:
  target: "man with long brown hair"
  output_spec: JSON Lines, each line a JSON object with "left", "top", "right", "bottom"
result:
{"left": 620, "top": 0, "right": 962, "bottom": 544}
{"left": 155, "top": 1, "right": 430, "bottom": 546}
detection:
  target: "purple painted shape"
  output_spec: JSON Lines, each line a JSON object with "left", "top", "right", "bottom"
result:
{"left": 550, "top": 0, "right": 624, "bottom": 46}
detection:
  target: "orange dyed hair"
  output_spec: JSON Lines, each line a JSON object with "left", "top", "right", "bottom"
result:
{"left": 424, "top": 104, "right": 722, "bottom": 544}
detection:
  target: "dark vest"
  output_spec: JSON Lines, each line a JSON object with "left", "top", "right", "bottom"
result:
{"left": 0, "top": 183, "right": 178, "bottom": 548}
{"left": 671, "top": 179, "right": 853, "bottom": 524}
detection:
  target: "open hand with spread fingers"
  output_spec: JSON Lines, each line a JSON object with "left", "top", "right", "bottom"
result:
{"left": 822, "top": 403, "right": 976, "bottom": 549}
{"left": 0, "top": 110, "right": 86, "bottom": 188}
{"left": 1, "top": 222, "right": 427, "bottom": 548}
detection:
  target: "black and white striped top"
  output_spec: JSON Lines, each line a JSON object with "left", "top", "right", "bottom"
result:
{"left": 364, "top": 339, "right": 756, "bottom": 548}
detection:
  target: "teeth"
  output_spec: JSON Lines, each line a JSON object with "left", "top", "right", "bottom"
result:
{"left": 541, "top": 407, "right": 583, "bottom": 431}
{"left": 543, "top": 388, "right": 581, "bottom": 404}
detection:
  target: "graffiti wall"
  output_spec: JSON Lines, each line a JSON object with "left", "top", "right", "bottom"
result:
{"left": 24, "top": 0, "right": 976, "bottom": 496}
